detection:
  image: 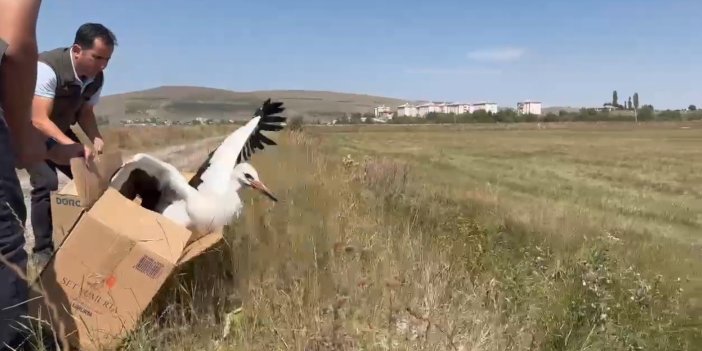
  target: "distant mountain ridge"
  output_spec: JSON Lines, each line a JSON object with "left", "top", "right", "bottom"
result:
{"left": 95, "top": 85, "right": 412, "bottom": 123}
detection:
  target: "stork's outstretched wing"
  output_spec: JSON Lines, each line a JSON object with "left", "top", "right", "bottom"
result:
{"left": 110, "top": 153, "right": 197, "bottom": 212}
{"left": 188, "top": 99, "right": 286, "bottom": 190}
{"left": 240, "top": 99, "right": 286, "bottom": 163}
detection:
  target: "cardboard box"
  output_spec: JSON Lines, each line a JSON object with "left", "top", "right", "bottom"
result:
{"left": 30, "top": 152, "right": 224, "bottom": 350}
{"left": 50, "top": 181, "right": 83, "bottom": 248}
{"left": 49, "top": 153, "right": 124, "bottom": 248}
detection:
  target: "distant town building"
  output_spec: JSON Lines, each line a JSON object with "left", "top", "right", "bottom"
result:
{"left": 397, "top": 103, "right": 418, "bottom": 117}
{"left": 377, "top": 100, "right": 503, "bottom": 118}
{"left": 374, "top": 105, "right": 393, "bottom": 119}
{"left": 416, "top": 102, "right": 445, "bottom": 117}
{"left": 445, "top": 103, "right": 472, "bottom": 114}
{"left": 472, "top": 102, "right": 498, "bottom": 114}
{"left": 517, "top": 100, "right": 542, "bottom": 115}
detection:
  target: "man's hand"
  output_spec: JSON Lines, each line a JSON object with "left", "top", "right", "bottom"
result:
{"left": 44, "top": 139, "right": 95, "bottom": 165}
{"left": 71, "top": 142, "right": 94, "bottom": 160}
{"left": 77, "top": 104, "right": 104, "bottom": 155}
{"left": 92, "top": 137, "right": 104, "bottom": 155}
{"left": 83, "top": 143, "right": 93, "bottom": 160}
{"left": 46, "top": 143, "right": 85, "bottom": 165}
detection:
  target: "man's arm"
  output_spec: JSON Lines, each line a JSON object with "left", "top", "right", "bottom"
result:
{"left": 77, "top": 87, "right": 103, "bottom": 144}
{"left": 0, "top": 0, "right": 46, "bottom": 168}
{"left": 32, "top": 97, "right": 76, "bottom": 144}
{"left": 31, "top": 62, "right": 77, "bottom": 145}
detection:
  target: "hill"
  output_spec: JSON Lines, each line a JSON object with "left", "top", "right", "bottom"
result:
{"left": 94, "top": 86, "right": 410, "bottom": 123}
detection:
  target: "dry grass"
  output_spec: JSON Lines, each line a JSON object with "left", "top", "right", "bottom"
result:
{"left": 102, "top": 123, "right": 701, "bottom": 350}
{"left": 13, "top": 122, "right": 700, "bottom": 349}
{"left": 70, "top": 124, "right": 240, "bottom": 153}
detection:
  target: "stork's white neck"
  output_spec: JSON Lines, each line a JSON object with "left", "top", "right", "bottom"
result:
{"left": 227, "top": 171, "right": 252, "bottom": 194}
{"left": 231, "top": 179, "right": 245, "bottom": 193}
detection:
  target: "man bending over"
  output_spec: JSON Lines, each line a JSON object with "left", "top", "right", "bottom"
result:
{"left": 28, "top": 22, "right": 117, "bottom": 267}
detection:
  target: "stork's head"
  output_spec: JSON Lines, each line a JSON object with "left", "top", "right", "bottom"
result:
{"left": 232, "top": 162, "right": 278, "bottom": 202}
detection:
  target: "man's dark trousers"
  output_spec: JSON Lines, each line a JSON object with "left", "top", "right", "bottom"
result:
{"left": 0, "top": 114, "right": 30, "bottom": 348}
{"left": 27, "top": 128, "right": 79, "bottom": 256}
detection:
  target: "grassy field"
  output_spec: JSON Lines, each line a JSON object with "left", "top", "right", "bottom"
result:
{"left": 30, "top": 123, "right": 702, "bottom": 350}
{"left": 324, "top": 124, "right": 702, "bottom": 245}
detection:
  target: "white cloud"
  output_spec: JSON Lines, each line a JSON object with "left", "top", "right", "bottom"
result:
{"left": 467, "top": 47, "right": 526, "bottom": 62}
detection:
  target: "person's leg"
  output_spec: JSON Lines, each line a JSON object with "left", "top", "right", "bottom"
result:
{"left": 47, "top": 159, "right": 72, "bottom": 181}
{"left": 28, "top": 128, "right": 80, "bottom": 262}
{"left": 0, "top": 114, "right": 29, "bottom": 348}
{"left": 26, "top": 161, "right": 57, "bottom": 267}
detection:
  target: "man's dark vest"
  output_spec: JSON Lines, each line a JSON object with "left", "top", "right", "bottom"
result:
{"left": 38, "top": 47, "right": 103, "bottom": 132}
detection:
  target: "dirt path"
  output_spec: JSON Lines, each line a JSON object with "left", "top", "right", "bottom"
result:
{"left": 17, "top": 136, "right": 227, "bottom": 254}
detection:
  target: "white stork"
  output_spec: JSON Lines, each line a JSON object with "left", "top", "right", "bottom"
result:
{"left": 108, "top": 99, "right": 286, "bottom": 236}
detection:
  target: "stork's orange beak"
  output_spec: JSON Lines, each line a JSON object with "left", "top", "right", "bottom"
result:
{"left": 250, "top": 180, "right": 278, "bottom": 202}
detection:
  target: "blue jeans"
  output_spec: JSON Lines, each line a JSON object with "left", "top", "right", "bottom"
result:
{"left": 0, "top": 112, "right": 29, "bottom": 347}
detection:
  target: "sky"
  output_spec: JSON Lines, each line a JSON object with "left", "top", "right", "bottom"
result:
{"left": 35, "top": 0, "right": 702, "bottom": 110}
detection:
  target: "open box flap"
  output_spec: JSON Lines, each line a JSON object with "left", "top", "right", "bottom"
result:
{"left": 88, "top": 188, "right": 193, "bottom": 264}
{"left": 58, "top": 182, "right": 78, "bottom": 196}
{"left": 71, "top": 151, "right": 123, "bottom": 208}
{"left": 177, "top": 230, "right": 224, "bottom": 266}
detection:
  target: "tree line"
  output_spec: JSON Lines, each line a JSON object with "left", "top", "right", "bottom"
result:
{"left": 331, "top": 107, "right": 702, "bottom": 125}
{"left": 330, "top": 89, "right": 699, "bottom": 125}
{"left": 607, "top": 90, "right": 645, "bottom": 111}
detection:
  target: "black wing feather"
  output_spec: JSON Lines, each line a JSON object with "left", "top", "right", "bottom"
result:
{"left": 188, "top": 98, "right": 287, "bottom": 188}
{"left": 259, "top": 134, "right": 277, "bottom": 146}
{"left": 251, "top": 137, "right": 264, "bottom": 151}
